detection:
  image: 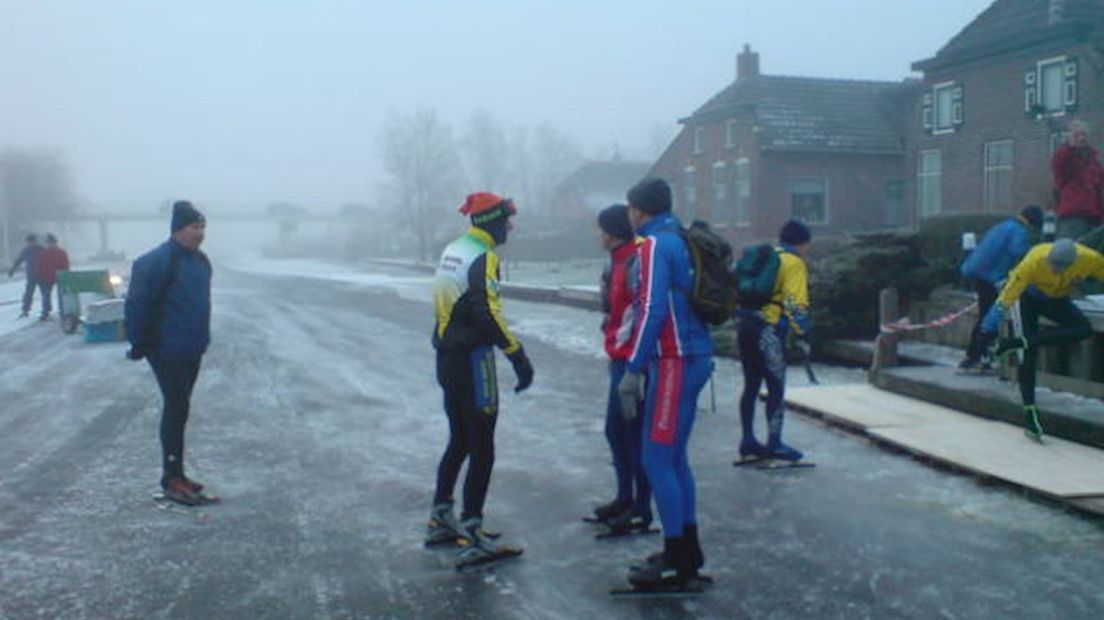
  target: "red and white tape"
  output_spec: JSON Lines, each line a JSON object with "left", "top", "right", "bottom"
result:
{"left": 879, "top": 302, "right": 978, "bottom": 334}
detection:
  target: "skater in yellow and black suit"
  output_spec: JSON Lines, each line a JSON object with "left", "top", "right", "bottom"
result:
{"left": 425, "top": 192, "right": 534, "bottom": 563}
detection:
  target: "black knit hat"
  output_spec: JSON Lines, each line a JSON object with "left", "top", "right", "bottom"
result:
{"left": 779, "top": 219, "right": 812, "bottom": 246}
{"left": 627, "top": 177, "right": 672, "bottom": 215}
{"left": 171, "top": 201, "right": 205, "bottom": 233}
{"left": 1020, "top": 205, "right": 1044, "bottom": 229}
{"left": 597, "top": 204, "right": 633, "bottom": 240}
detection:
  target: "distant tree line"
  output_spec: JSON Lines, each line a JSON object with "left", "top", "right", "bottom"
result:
{"left": 0, "top": 148, "right": 77, "bottom": 261}
{"left": 377, "top": 108, "right": 585, "bottom": 261}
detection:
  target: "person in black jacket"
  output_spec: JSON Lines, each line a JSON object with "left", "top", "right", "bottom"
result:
{"left": 425, "top": 192, "right": 534, "bottom": 564}
{"left": 124, "top": 201, "right": 215, "bottom": 506}
{"left": 8, "top": 234, "right": 44, "bottom": 318}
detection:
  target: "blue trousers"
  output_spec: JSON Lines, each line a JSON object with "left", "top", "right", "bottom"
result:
{"left": 642, "top": 355, "right": 712, "bottom": 538}
{"left": 738, "top": 318, "right": 787, "bottom": 445}
{"left": 606, "top": 360, "right": 651, "bottom": 516}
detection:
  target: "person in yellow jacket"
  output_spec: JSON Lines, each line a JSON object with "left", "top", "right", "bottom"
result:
{"left": 425, "top": 192, "right": 534, "bottom": 564}
{"left": 980, "top": 238, "right": 1104, "bottom": 440}
{"left": 736, "top": 219, "right": 812, "bottom": 463}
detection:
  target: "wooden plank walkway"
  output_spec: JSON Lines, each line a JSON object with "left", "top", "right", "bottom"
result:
{"left": 786, "top": 383, "right": 1104, "bottom": 502}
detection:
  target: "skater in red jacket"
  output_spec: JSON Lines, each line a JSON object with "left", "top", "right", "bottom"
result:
{"left": 35, "top": 234, "right": 70, "bottom": 320}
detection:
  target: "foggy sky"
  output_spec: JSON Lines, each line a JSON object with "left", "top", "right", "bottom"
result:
{"left": 1, "top": 0, "right": 993, "bottom": 211}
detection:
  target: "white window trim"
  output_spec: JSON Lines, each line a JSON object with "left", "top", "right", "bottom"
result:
{"left": 692, "top": 127, "right": 704, "bottom": 154}
{"left": 725, "top": 120, "right": 738, "bottom": 148}
{"left": 918, "top": 149, "right": 942, "bottom": 218}
{"left": 983, "top": 140, "right": 1014, "bottom": 213}
{"left": 787, "top": 177, "right": 829, "bottom": 226}
{"left": 683, "top": 165, "right": 698, "bottom": 207}
{"left": 733, "top": 157, "right": 751, "bottom": 228}
{"left": 932, "top": 81, "right": 956, "bottom": 135}
{"left": 1037, "top": 55, "right": 1067, "bottom": 116}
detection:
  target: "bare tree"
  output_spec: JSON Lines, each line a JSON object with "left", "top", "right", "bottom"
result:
{"left": 530, "top": 123, "right": 583, "bottom": 215}
{"left": 462, "top": 109, "right": 511, "bottom": 192}
{"left": 379, "top": 109, "right": 464, "bottom": 261}
{"left": 0, "top": 148, "right": 77, "bottom": 261}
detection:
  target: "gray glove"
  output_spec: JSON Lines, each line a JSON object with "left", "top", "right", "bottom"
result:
{"left": 617, "top": 371, "right": 644, "bottom": 421}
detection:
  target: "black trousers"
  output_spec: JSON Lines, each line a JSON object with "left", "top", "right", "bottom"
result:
{"left": 433, "top": 347, "right": 499, "bottom": 521}
{"left": 21, "top": 277, "right": 37, "bottom": 315}
{"left": 965, "top": 279, "right": 999, "bottom": 362}
{"left": 149, "top": 356, "right": 202, "bottom": 483}
{"left": 37, "top": 281, "right": 55, "bottom": 316}
{"left": 1017, "top": 295, "right": 1092, "bottom": 406}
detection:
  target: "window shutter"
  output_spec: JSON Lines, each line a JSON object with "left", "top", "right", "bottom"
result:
{"left": 1064, "top": 56, "right": 1078, "bottom": 111}
{"left": 952, "top": 85, "right": 964, "bottom": 127}
{"left": 1023, "top": 67, "right": 1037, "bottom": 116}
{"left": 922, "top": 93, "right": 933, "bottom": 132}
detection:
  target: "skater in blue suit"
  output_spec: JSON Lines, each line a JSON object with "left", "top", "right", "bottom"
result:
{"left": 617, "top": 177, "right": 713, "bottom": 590}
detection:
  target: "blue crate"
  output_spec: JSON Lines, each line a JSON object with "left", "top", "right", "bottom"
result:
{"left": 83, "top": 320, "right": 125, "bottom": 343}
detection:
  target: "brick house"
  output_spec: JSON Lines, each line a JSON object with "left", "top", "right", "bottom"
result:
{"left": 550, "top": 158, "right": 651, "bottom": 223}
{"left": 909, "top": 0, "right": 1104, "bottom": 222}
{"left": 648, "top": 46, "right": 916, "bottom": 245}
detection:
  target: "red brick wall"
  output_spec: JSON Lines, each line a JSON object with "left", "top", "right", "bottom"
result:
{"left": 908, "top": 39, "right": 1104, "bottom": 222}
{"left": 651, "top": 117, "right": 905, "bottom": 247}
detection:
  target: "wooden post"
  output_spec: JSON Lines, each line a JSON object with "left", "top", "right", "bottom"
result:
{"left": 872, "top": 287, "right": 899, "bottom": 371}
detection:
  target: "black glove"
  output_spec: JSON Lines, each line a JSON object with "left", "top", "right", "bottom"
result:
{"left": 126, "top": 346, "right": 149, "bottom": 361}
{"left": 507, "top": 346, "right": 534, "bottom": 393}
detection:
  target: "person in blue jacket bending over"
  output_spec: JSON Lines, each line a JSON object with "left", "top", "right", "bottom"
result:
{"left": 958, "top": 205, "right": 1042, "bottom": 370}
{"left": 618, "top": 177, "right": 713, "bottom": 590}
{"left": 125, "top": 201, "right": 214, "bottom": 506}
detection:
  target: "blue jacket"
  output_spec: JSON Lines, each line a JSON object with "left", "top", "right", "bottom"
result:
{"left": 960, "top": 217, "right": 1033, "bottom": 285}
{"left": 626, "top": 212, "right": 713, "bottom": 374}
{"left": 125, "top": 240, "right": 212, "bottom": 360}
{"left": 9, "top": 244, "right": 43, "bottom": 279}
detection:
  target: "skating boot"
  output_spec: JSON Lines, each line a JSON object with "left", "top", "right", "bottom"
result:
{"left": 425, "top": 502, "right": 463, "bottom": 547}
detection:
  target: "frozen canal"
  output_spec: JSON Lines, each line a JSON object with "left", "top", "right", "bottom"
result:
{"left": 2, "top": 260, "right": 1103, "bottom": 619}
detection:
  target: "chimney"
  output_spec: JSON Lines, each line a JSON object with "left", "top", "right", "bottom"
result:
{"left": 737, "top": 44, "right": 759, "bottom": 81}
{"left": 1049, "top": 0, "right": 1064, "bottom": 25}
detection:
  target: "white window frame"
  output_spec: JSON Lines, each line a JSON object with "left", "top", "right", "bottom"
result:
{"left": 692, "top": 127, "right": 704, "bottom": 155}
{"left": 932, "top": 81, "right": 956, "bottom": 134}
{"left": 787, "top": 177, "right": 829, "bottom": 226}
{"left": 983, "top": 140, "right": 1014, "bottom": 213}
{"left": 711, "top": 161, "right": 727, "bottom": 207}
{"left": 918, "top": 149, "right": 942, "bottom": 218}
{"left": 683, "top": 165, "right": 698, "bottom": 219}
{"left": 733, "top": 157, "right": 751, "bottom": 227}
{"left": 1037, "top": 55, "right": 1067, "bottom": 115}
{"left": 725, "top": 120, "right": 738, "bottom": 148}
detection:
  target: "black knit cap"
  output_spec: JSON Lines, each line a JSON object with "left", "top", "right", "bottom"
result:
{"left": 171, "top": 200, "right": 205, "bottom": 233}
{"left": 627, "top": 177, "right": 672, "bottom": 215}
{"left": 779, "top": 219, "right": 812, "bottom": 246}
{"left": 597, "top": 204, "right": 634, "bottom": 240}
{"left": 1020, "top": 205, "right": 1043, "bottom": 229}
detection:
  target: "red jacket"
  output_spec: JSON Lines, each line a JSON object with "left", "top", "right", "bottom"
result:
{"left": 36, "top": 246, "right": 70, "bottom": 284}
{"left": 1052, "top": 144, "right": 1104, "bottom": 220}
{"left": 601, "top": 240, "right": 637, "bottom": 361}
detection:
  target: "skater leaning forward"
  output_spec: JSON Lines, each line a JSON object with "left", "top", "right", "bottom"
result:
{"left": 617, "top": 177, "right": 713, "bottom": 590}
{"left": 427, "top": 192, "right": 534, "bottom": 565}
{"left": 592, "top": 204, "right": 653, "bottom": 533}
{"left": 736, "top": 219, "right": 813, "bottom": 464}
{"left": 979, "top": 239, "right": 1104, "bottom": 440}
{"left": 124, "top": 201, "right": 217, "bottom": 506}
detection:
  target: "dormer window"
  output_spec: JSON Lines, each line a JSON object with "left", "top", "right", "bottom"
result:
{"left": 1025, "top": 56, "right": 1078, "bottom": 117}
{"left": 923, "top": 81, "right": 963, "bottom": 135}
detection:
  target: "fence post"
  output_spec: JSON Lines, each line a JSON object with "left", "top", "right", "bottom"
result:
{"left": 872, "top": 287, "right": 899, "bottom": 372}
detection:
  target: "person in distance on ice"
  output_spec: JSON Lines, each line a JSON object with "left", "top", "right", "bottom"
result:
{"left": 426, "top": 192, "right": 534, "bottom": 564}
{"left": 617, "top": 177, "right": 713, "bottom": 589}
{"left": 735, "top": 219, "right": 813, "bottom": 464}
{"left": 958, "top": 205, "right": 1042, "bottom": 371}
{"left": 35, "top": 233, "right": 71, "bottom": 321}
{"left": 124, "top": 201, "right": 216, "bottom": 506}
{"left": 979, "top": 238, "right": 1104, "bottom": 441}
{"left": 591, "top": 204, "right": 653, "bottom": 533}
{"left": 7, "top": 233, "right": 44, "bottom": 319}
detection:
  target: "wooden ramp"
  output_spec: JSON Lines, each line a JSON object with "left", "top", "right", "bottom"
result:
{"left": 786, "top": 383, "right": 1104, "bottom": 501}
